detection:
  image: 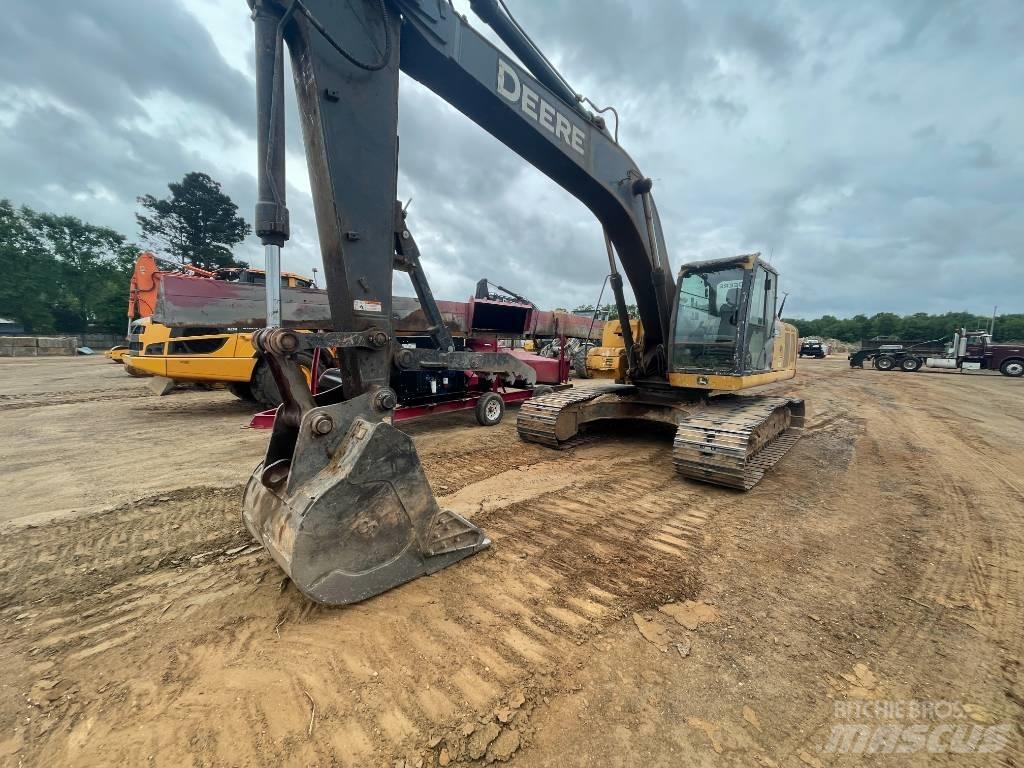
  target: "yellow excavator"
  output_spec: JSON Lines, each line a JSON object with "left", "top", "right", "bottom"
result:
{"left": 239, "top": 0, "right": 802, "bottom": 605}
{"left": 519, "top": 252, "right": 802, "bottom": 489}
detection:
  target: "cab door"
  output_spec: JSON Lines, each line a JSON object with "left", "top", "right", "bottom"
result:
{"left": 743, "top": 266, "right": 777, "bottom": 372}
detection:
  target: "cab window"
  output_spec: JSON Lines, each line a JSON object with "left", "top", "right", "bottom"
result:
{"left": 744, "top": 266, "right": 776, "bottom": 371}
{"left": 672, "top": 266, "right": 746, "bottom": 370}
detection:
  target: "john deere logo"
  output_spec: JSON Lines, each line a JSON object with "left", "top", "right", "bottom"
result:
{"left": 697, "top": 376, "right": 709, "bottom": 386}
{"left": 496, "top": 59, "right": 585, "bottom": 156}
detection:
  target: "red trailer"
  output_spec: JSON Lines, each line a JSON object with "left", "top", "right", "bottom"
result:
{"left": 249, "top": 335, "right": 571, "bottom": 429}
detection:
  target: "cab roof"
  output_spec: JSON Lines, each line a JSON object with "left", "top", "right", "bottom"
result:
{"left": 677, "top": 252, "right": 777, "bottom": 277}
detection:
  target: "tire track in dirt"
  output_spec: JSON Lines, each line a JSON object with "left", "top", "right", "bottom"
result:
{"left": 773, "top": 368, "right": 1024, "bottom": 763}
{"left": 0, "top": 388, "right": 154, "bottom": 411}
{"left": 0, "top": 487, "right": 248, "bottom": 612}
{"left": 0, "top": 433, "right": 718, "bottom": 766}
{"left": 777, "top": 373, "right": 982, "bottom": 759}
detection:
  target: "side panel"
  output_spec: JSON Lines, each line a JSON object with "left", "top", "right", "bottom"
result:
{"left": 164, "top": 333, "right": 258, "bottom": 383}
{"left": 772, "top": 322, "right": 798, "bottom": 374}
{"left": 668, "top": 367, "right": 796, "bottom": 391}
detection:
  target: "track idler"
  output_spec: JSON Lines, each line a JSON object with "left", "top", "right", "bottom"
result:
{"left": 242, "top": 330, "right": 489, "bottom": 605}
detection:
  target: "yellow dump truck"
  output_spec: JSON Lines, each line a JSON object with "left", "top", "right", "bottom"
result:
{"left": 125, "top": 321, "right": 325, "bottom": 407}
{"left": 122, "top": 253, "right": 320, "bottom": 407}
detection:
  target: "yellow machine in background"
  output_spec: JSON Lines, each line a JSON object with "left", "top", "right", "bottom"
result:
{"left": 585, "top": 318, "right": 642, "bottom": 380}
{"left": 520, "top": 254, "right": 804, "bottom": 490}
{"left": 125, "top": 323, "right": 319, "bottom": 407}
{"left": 122, "top": 262, "right": 319, "bottom": 407}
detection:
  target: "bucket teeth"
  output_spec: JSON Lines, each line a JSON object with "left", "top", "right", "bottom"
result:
{"left": 425, "top": 510, "right": 492, "bottom": 557}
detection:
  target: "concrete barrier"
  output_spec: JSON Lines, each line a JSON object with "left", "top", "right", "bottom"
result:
{"left": 36, "top": 337, "right": 77, "bottom": 349}
{"left": 0, "top": 336, "right": 80, "bottom": 357}
{"left": 0, "top": 336, "right": 38, "bottom": 348}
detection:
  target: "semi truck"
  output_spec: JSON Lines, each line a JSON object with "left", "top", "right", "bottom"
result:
{"left": 850, "top": 329, "right": 1023, "bottom": 376}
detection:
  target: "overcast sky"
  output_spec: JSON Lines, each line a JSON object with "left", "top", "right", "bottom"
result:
{"left": 1, "top": 0, "right": 1021, "bottom": 318}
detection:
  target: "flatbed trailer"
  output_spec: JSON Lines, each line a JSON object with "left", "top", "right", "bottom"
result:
{"left": 848, "top": 338, "right": 945, "bottom": 368}
{"left": 250, "top": 383, "right": 571, "bottom": 429}
{"left": 249, "top": 344, "right": 573, "bottom": 429}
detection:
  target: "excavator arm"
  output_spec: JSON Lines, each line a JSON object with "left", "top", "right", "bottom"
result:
{"left": 246, "top": 0, "right": 680, "bottom": 605}
{"left": 399, "top": 0, "right": 676, "bottom": 362}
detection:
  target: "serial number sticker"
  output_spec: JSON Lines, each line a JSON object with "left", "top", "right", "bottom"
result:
{"left": 353, "top": 299, "right": 382, "bottom": 313}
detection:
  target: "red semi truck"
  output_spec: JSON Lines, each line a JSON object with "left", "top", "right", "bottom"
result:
{"left": 858, "top": 328, "right": 1023, "bottom": 376}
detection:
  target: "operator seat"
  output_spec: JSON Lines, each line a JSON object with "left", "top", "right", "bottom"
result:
{"left": 717, "top": 287, "right": 740, "bottom": 341}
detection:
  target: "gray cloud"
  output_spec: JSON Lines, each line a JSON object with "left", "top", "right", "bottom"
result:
{"left": 1, "top": 0, "right": 1022, "bottom": 320}
{"left": 0, "top": 0, "right": 251, "bottom": 130}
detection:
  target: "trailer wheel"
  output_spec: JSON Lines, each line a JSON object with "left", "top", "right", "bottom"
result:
{"left": 874, "top": 354, "right": 896, "bottom": 371}
{"left": 532, "top": 385, "right": 554, "bottom": 398}
{"left": 1000, "top": 359, "right": 1024, "bottom": 377}
{"left": 900, "top": 357, "right": 922, "bottom": 372}
{"left": 475, "top": 392, "right": 505, "bottom": 426}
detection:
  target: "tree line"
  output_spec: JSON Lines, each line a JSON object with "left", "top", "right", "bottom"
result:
{"left": 0, "top": 172, "right": 249, "bottom": 334}
{"left": 784, "top": 311, "right": 1024, "bottom": 344}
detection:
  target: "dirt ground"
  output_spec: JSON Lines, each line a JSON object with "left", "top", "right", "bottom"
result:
{"left": 0, "top": 356, "right": 1021, "bottom": 767}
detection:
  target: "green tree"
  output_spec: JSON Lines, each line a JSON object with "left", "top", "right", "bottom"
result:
{"left": 23, "top": 209, "right": 138, "bottom": 333}
{"left": 0, "top": 202, "right": 139, "bottom": 333}
{"left": 137, "top": 171, "right": 250, "bottom": 269}
{"left": 783, "top": 310, "right": 1024, "bottom": 344}
{"left": 0, "top": 201, "right": 58, "bottom": 332}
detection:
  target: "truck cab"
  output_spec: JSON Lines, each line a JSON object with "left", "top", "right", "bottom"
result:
{"left": 955, "top": 331, "right": 1024, "bottom": 377}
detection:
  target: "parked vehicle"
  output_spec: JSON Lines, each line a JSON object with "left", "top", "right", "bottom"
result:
{"left": 799, "top": 339, "right": 828, "bottom": 358}
{"left": 852, "top": 329, "right": 1023, "bottom": 376}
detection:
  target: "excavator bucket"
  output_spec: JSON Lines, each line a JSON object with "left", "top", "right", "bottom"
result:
{"left": 242, "top": 390, "right": 490, "bottom": 605}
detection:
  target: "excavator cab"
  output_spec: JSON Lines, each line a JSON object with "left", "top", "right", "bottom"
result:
{"left": 668, "top": 254, "right": 798, "bottom": 391}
